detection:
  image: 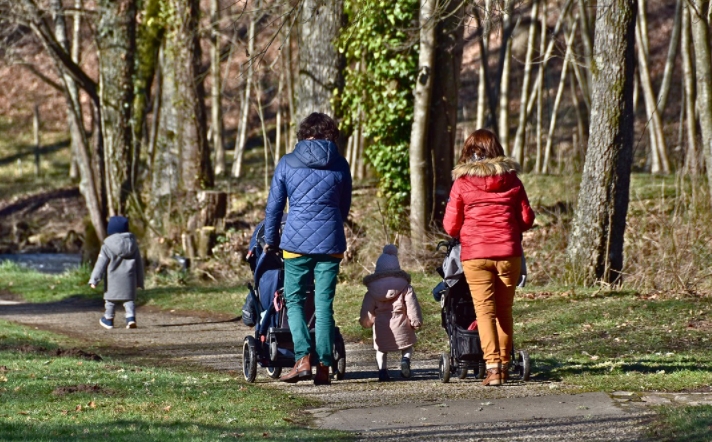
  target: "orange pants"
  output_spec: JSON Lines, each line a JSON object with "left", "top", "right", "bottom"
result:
{"left": 462, "top": 257, "right": 521, "bottom": 367}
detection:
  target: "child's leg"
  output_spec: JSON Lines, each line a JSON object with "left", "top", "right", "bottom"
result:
{"left": 400, "top": 346, "right": 413, "bottom": 378}
{"left": 376, "top": 351, "right": 387, "bottom": 370}
{"left": 124, "top": 301, "right": 137, "bottom": 328}
{"left": 124, "top": 301, "right": 135, "bottom": 319}
{"left": 376, "top": 351, "right": 390, "bottom": 381}
{"left": 104, "top": 300, "right": 116, "bottom": 319}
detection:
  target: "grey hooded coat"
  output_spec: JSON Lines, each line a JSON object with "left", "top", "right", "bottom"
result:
{"left": 89, "top": 232, "right": 144, "bottom": 301}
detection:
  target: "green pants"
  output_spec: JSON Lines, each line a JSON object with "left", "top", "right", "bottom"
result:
{"left": 284, "top": 254, "right": 341, "bottom": 366}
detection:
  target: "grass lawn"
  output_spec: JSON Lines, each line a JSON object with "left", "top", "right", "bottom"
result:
{"left": 0, "top": 320, "right": 349, "bottom": 441}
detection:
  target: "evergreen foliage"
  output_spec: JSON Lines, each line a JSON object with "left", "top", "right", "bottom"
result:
{"left": 338, "top": 0, "right": 418, "bottom": 229}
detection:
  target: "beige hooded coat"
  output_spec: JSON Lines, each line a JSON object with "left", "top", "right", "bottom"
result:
{"left": 360, "top": 272, "right": 423, "bottom": 352}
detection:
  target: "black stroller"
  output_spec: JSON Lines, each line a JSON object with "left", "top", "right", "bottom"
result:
{"left": 432, "top": 239, "right": 531, "bottom": 383}
{"left": 240, "top": 219, "right": 346, "bottom": 382}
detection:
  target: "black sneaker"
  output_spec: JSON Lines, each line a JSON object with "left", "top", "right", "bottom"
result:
{"left": 126, "top": 317, "right": 137, "bottom": 329}
{"left": 378, "top": 369, "right": 390, "bottom": 382}
{"left": 400, "top": 357, "right": 411, "bottom": 378}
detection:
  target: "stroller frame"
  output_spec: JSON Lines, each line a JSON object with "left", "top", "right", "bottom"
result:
{"left": 240, "top": 221, "right": 346, "bottom": 382}
{"left": 433, "top": 240, "right": 531, "bottom": 383}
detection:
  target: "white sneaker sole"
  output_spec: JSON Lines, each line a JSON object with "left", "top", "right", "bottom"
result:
{"left": 100, "top": 319, "right": 113, "bottom": 329}
{"left": 126, "top": 322, "right": 137, "bottom": 329}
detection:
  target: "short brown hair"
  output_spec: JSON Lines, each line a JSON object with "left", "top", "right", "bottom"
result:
{"left": 297, "top": 112, "right": 340, "bottom": 143}
{"left": 457, "top": 129, "right": 505, "bottom": 164}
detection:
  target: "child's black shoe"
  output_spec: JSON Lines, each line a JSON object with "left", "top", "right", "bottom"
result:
{"left": 400, "top": 357, "right": 411, "bottom": 378}
{"left": 378, "top": 369, "right": 390, "bottom": 382}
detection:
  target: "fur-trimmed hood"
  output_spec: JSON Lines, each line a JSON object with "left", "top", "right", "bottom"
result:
{"left": 452, "top": 156, "right": 521, "bottom": 180}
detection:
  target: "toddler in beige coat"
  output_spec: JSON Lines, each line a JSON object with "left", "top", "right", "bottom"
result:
{"left": 360, "top": 245, "right": 423, "bottom": 382}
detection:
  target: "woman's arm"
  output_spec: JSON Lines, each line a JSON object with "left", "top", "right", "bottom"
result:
{"left": 443, "top": 180, "right": 465, "bottom": 238}
{"left": 518, "top": 185, "right": 536, "bottom": 231}
{"left": 264, "top": 160, "right": 288, "bottom": 247}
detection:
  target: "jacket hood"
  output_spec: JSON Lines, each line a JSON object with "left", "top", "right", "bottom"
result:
{"left": 452, "top": 156, "right": 521, "bottom": 180}
{"left": 364, "top": 275, "right": 410, "bottom": 302}
{"left": 293, "top": 139, "right": 339, "bottom": 169}
{"left": 104, "top": 232, "right": 138, "bottom": 258}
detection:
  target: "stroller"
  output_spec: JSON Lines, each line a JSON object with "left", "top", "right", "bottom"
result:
{"left": 240, "top": 219, "right": 346, "bottom": 383}
{"left": 432, "top": 239, "right": 531, "bottom": 383}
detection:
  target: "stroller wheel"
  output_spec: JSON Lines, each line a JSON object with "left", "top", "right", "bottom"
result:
{"left": 515, "top": 349, "right": 531, "bottom": 381}
{"left": 242, "top": 336, "right": 258, "bottom": 383}
{"left": 438, "top": 352, "right": 451, "bottom": 383}
{"left": 476, "top": 361, "right": 486, "bottom": 379}
{"left": 266, "top": 366, "right": 282, "bottom": 379}
{"left": 457, "top": 366, "right": 468, "bottom": 379}
{"left": 333, "top": 336, "right": 346, "bottom": 380}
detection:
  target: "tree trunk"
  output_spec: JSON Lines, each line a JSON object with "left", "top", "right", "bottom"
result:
{"left": 689, "top": 0, "right": 712, "bottom": 199}
{"left": 567, "top": 0, "right": 637, "bottom": 285}
{"left": 577, "top": 0, "right": 594, "bottom": 95}
{"left": 295, "top": 0, "right": 345, "bottom": 126}
{"left": 68, "top": 0, "right": 82, "bottom": 180}
{"left": 131, "top": 0, "right": 163, "bottom": 195}
{"left": 428, "top": 0, "right": 464, "bottom": 225}
{"left": 682, "top": 2, "right": 699, "bottom": 173}
{"left": 543, "top": 20, "right": 577, "bottom": 174}
{"left": 534, "top": 0, "right": 547, "bottom": 174}
{"left": 497, "top": 0, "right": 518, "bottom": 154}
{"left": 231, "top": 2, "right": 257, "bottom": 178}
{"left": 636, "top": 10, "right": 669, "bottom": 173}
{"left": 96, "top": 0, "right": 137, "bottom": 216}
{"left": 511, "top": 0, "right": 539, "bottom": 165}
{"left": 210, "top": 0, "right": 226, "bottom": 176}
{"left": 152, "top": 0, "right": 213, "bottom": 237}
{"left": 409, "top": 0, "right": 437, "bottom": 248}
{"left": 657, "top": 0, "right": 683, "bottom": 115}
{"left": 475, "top": 0, "right": 491, "bottom": 129}
{"left": 47, "top": 0, "right": 106, "bottom": 240}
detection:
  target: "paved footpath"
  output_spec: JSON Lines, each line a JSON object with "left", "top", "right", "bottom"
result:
{"left": 2, "top": 296, "right": 711, "bottom": 441}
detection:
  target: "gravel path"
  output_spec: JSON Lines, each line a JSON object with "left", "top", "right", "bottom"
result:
{"left": 1, "top": 296, "right": 694, "bottom": 441}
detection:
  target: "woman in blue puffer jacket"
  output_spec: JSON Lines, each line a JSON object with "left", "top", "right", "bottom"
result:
{"left": 264, "top": 112, "right": 352, "bottom": 385}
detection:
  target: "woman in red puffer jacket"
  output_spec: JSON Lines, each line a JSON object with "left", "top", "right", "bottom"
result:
{"left": 443, "top": 129, "right": 535, "bottom": 386}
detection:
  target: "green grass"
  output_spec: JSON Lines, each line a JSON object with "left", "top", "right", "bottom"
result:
{"left": 0, "top": 320, "right": 350, "bottom": 441}
{"left": 0, "top": 261, "right": 246, "bottom": 317}
{"left": 649, "top": 405, "right": 712, "bottom": 442}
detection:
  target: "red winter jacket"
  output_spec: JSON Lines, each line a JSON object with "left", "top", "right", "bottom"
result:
{"left": 443, "top": 157, "right": 535, "bottom": 261}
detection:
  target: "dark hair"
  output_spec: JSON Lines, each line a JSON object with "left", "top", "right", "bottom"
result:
{"left": 457, "top": 129, "right": 505, "bottom": 164}
{"left": 296, "top": 112, "right": 340, "bottom": 143}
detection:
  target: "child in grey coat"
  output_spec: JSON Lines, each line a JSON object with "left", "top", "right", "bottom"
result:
{"left": 89, "top": 216, "right": 144, "bottom": 329}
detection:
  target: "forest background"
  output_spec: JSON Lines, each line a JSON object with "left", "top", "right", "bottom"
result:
{"left": 0, "top": 0, "right": 711, "bottom": 294}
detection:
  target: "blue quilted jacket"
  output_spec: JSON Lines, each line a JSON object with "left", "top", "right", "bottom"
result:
{"left": 264, "top": 139, "right": 352, "bottom": 255}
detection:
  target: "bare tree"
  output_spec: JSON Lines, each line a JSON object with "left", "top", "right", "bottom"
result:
{"left": 511, "top": 0, "right": 539, "bottom": 165}
{"left": 295, "top": 0, "right": 345, "bottom": 125}
{"left": 96, "top": 0, "right": 137, "bottom": 215}
{"left": 682, "top": 1, "right": 699, "bottom": 172}
{"left": 688, "top": 0, "right": 712, "bottom": 199}
{"left": 409, "top": 0, "right": 438, "bottom": 247}
{"left": 210, "top": 0, "right": 226, "bottom": 176}
{"left": 567, "top": 0, "right": 637, "bottom": 285}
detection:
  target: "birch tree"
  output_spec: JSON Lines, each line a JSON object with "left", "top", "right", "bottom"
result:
{"left": 409, "top": 0, "right": 437, "bottom": 247}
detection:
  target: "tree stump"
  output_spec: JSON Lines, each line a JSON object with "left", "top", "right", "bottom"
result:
{"left": 197, "top": 226, "right": 217, "bottom": 259}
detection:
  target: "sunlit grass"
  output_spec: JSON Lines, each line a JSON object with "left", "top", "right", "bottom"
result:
{"left": 0, "top": 320, "right": 350, "bottom": 442}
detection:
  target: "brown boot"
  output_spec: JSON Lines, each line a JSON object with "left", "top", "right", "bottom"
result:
{"left": 313, "top": 363, "right": 331, "bottom": 385}
{"left": 482, "top": 367, "right": 502, "bottom": 386}
{"left": 280, "top": 355, "right": 312, "bottom": 383}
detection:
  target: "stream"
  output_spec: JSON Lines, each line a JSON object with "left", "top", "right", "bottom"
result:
{"left": 0, "top": 253, "right": 82, "bottom": 274}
